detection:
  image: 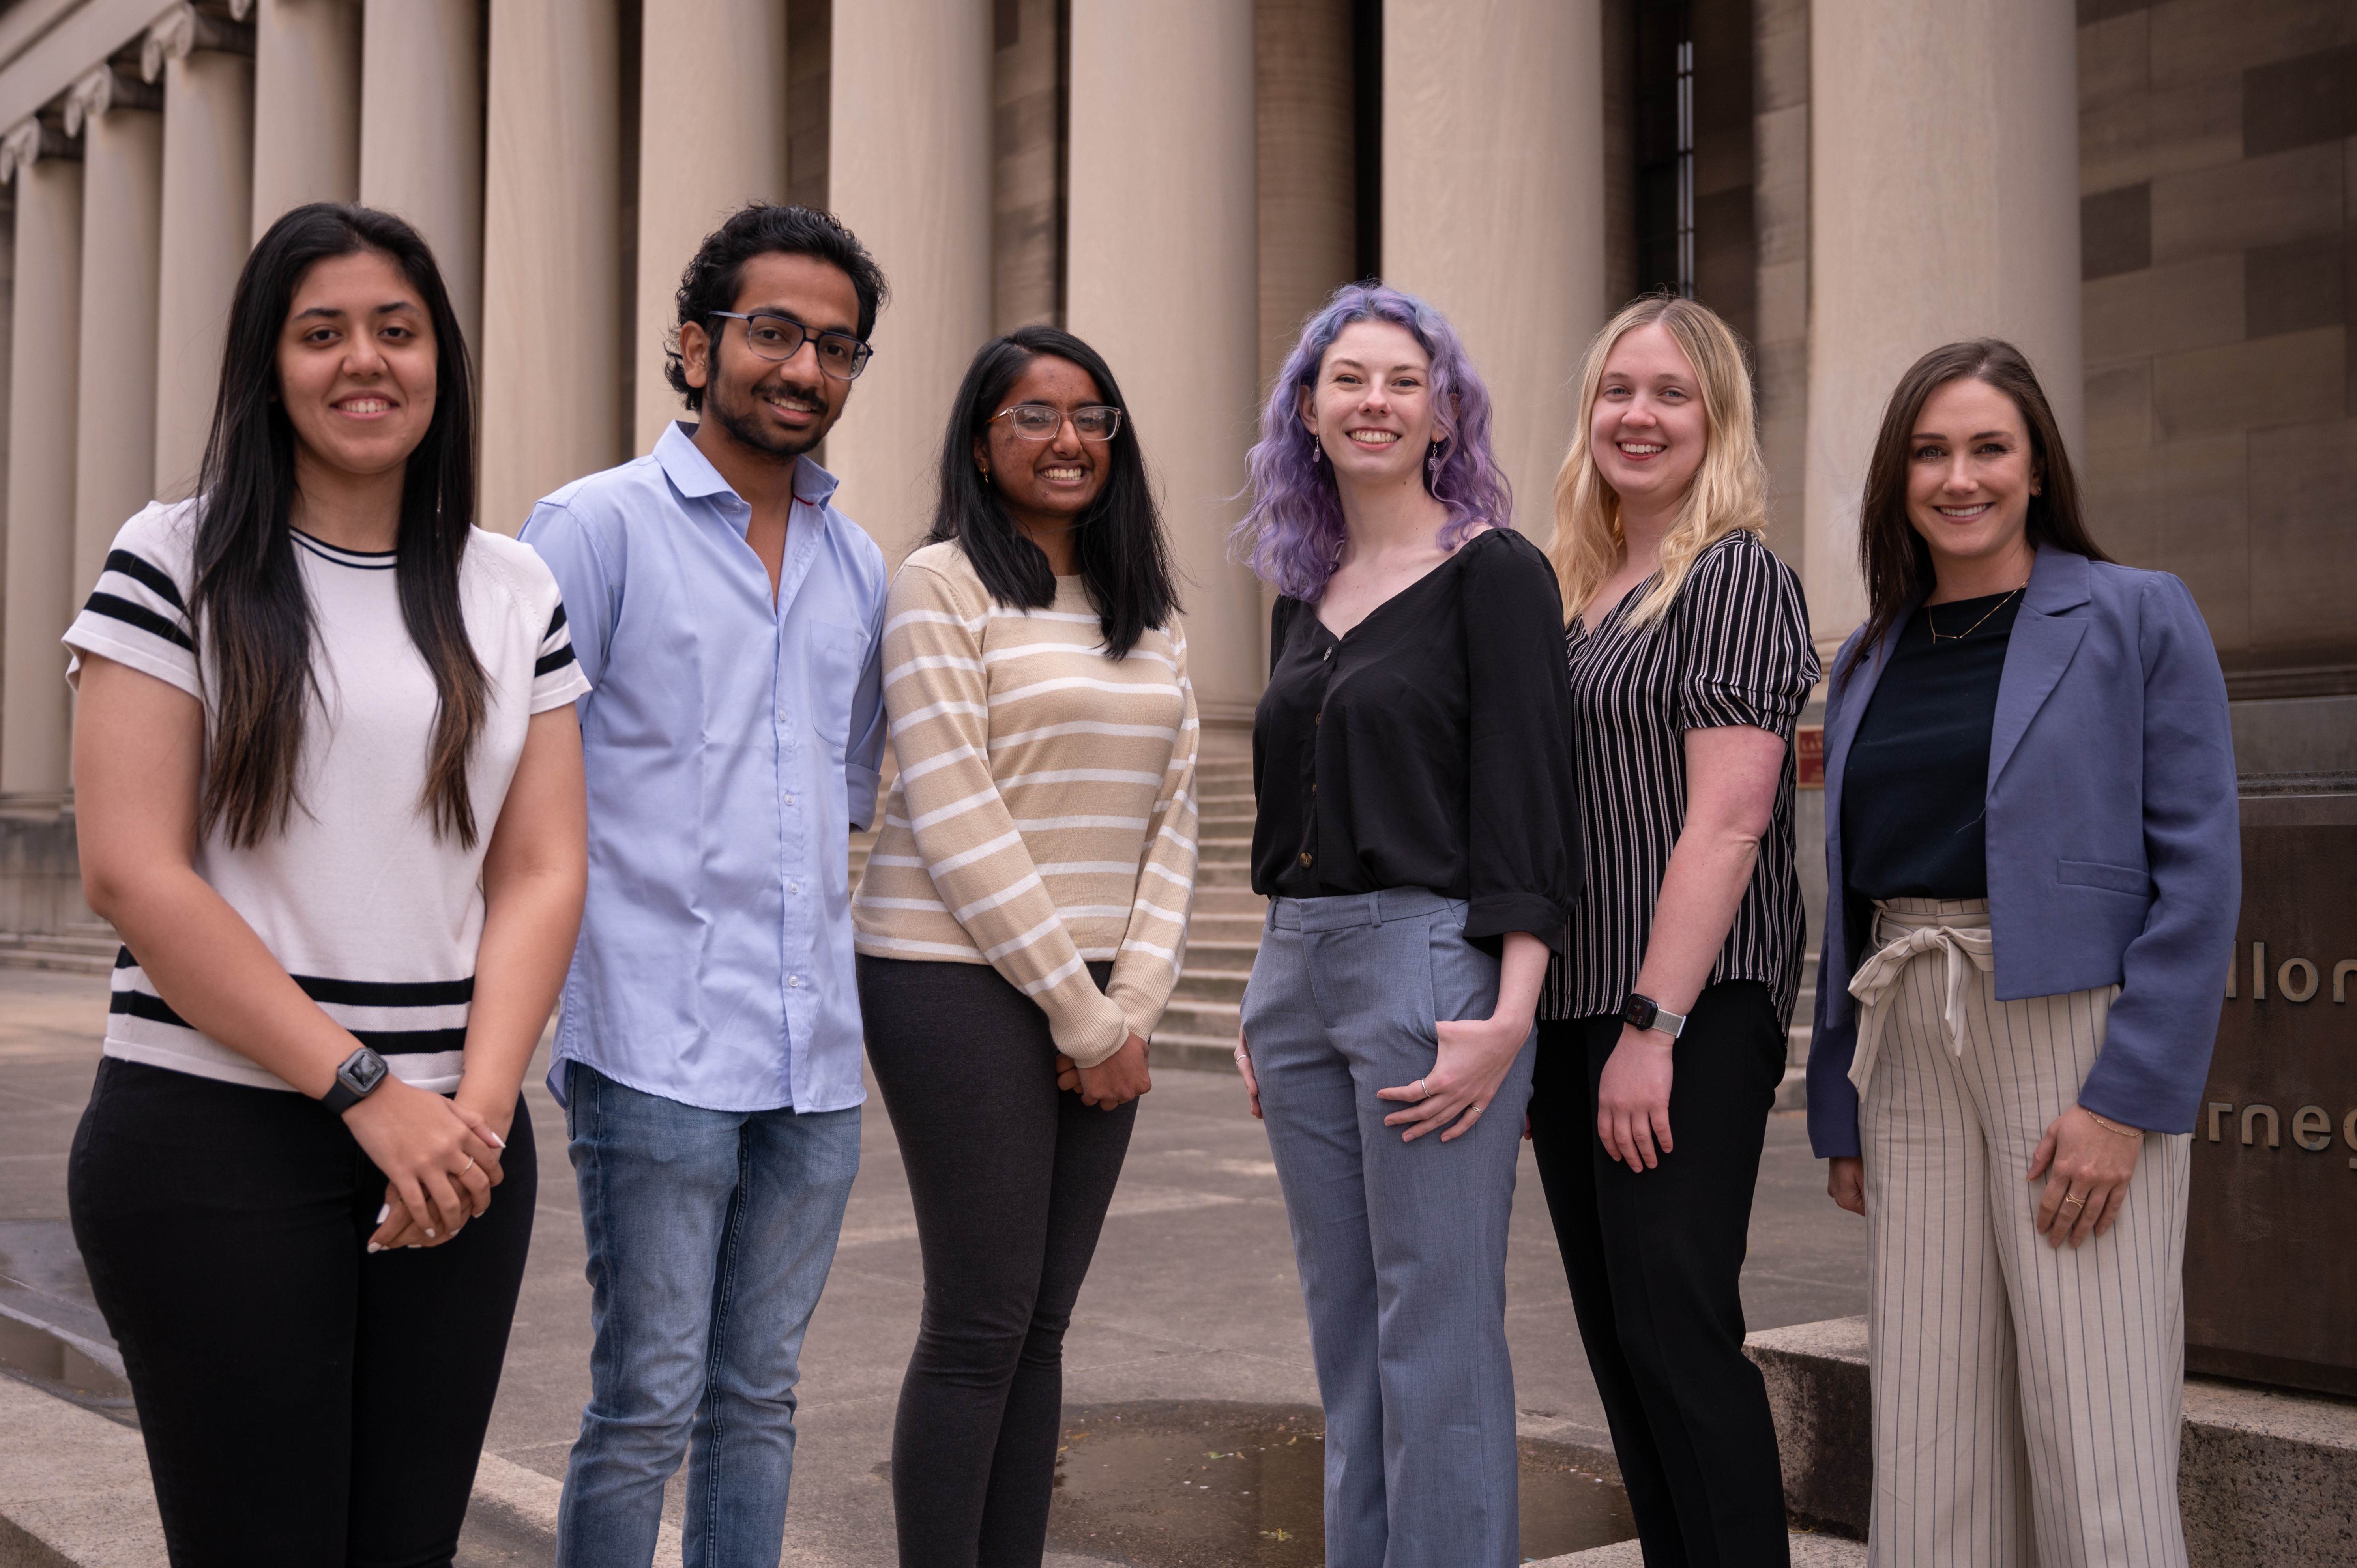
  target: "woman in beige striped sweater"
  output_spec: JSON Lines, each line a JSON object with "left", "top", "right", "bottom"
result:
{"left": 851, "top": 326, "right": 1196, "bottom": 1567}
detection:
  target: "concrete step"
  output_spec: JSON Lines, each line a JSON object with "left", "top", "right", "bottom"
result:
{"left": 1185, "top": 915, "right": 1266, "bottom": 947}
{"left": 1170, "top": 966, "right": 1251, "bottom": 1005}
{"left": 1190, "top": 887, "right": 1267, "bottom": 916}
{"left": 1745, "top": 1315, "right": 2357, "bottom": 1564}
{"left": 1533, "top": 1532, "right": 1862, "bottom": 1566}
{"left": 1157, "top": 996, "right": 1239, "bottom": 1043}
{"left": 0, "top": 933, "right": 120, "bottom": 976}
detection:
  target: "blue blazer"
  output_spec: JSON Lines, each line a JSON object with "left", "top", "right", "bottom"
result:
{"left": 1805, "top": 546, "right": 2240, "bottom": 1158}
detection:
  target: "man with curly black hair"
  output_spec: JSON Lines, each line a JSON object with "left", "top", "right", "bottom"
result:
{"left": 520, "top": 203, "right": 890, "bottom": 1568}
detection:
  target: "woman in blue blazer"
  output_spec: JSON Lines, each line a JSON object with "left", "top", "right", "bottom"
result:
{"left": 1807, "top": 339, "right": 2237, "bottom": 1566}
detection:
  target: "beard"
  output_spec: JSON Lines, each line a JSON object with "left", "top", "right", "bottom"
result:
{"left": 707, "top": 369, "right": 831, "bottom": 460}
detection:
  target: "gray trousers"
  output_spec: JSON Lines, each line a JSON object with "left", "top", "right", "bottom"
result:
{"left": 1242, "top": 888, "right": 1536, "bottom": 1568}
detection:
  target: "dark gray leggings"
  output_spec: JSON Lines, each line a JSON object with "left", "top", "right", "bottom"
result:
{"left": 855, "top": 954, "right": 1137, "bottom": 1568}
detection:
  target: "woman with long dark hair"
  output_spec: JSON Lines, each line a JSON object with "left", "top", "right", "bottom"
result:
{"left": 65, "top": 203, "right": 588, "bottom": 1566}
{"left": 1808, "top": 339, "right": 2237, "bottom": 1563}
{"left": 850, "top": 325, "right": 1195, "bottom": 1566}
{"left": 1230, "top": 283, "right": 1579, "bottom": 1566}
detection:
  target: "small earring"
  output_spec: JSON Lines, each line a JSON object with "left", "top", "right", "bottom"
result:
{"left": 1309, "top": 431, "right": 1322, "bottom": 465}
{"left": 978, "top": 465, "right": 992, "bottom": 486}
{"left": 1427, "top": 440, "right": 1443, "bottom": 479}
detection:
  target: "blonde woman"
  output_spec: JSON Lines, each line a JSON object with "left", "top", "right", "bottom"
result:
{"left": 1528, "top": 296, "right": 1817, "bottom": 1566}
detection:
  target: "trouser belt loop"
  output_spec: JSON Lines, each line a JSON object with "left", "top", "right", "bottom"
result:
{"left": 1370, "top": 890, "right": 1386, "bottom": 927}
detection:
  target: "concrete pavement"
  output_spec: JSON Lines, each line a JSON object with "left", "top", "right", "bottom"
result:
{"left": 0, "top": 964, "right": 1870, "bottom": 1565}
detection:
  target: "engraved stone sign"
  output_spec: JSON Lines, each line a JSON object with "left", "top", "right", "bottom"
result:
{"left": 2184, "top": 786, "right": 2357, "bottom": 1398}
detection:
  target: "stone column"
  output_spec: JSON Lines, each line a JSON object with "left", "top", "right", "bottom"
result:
{"left": 479, "top": 0, "right": 625, "bottom": 535}
{"left": 1255, "top": 0, "right": 1356, "bottom": 388}
{"left": 1802, "top": 0, "right": 2080, "bottom": 642}
{"left": 633, "top": 0, "right": 790, "bottom": 452}
{"left": 359, "top": 0, "right": 482, "bottom": 351}
{"left": 1067, "top": 0, "right": 1262, "bottom": 737}
{"left": 1382, "top": 0, "right": 1606, "bottom": 549}
{"left": 145, "top": 3, "right": 252, "bottom": 505}
{"left": 244, "top": 0, "right": 360, "bottom": 234}
{"left": 1, "top": 119, "right": 82, "bottom": 797}
{"left": 64, "top": 67, "right": 163, "bottom": 610}
{"left": 826, "top": 0, "right": 991, "bottom": 561}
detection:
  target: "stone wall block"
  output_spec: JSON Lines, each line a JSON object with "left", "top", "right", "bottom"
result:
{"left": 2084, "top": 356, "right": 2157, "bottom": 449}
{"left": 2153, "top": 325, "right": 2343, "bottom": 440}
{"left": 2078, "top": 10, "right": 2149, "bottom": 112}
{"left": 2150, "top": 0, "right": 2357, "bottom": 90}
{"left": 2083, "top": 252, "right": 2244, "bottom": 361}
{"left": 2157, "top": 430, "right": 2252, "bottom": 649}
{"left": 2153, "top": 142, "right": 2344, "bottom": 265}
{"left": 2081, "top": 74, "right": 2242, "bottom": 199}
{"left": 2248, "top": 411, "right": 2357, "bottom": 654}
{"left": 2245, "top": 234, "right": 2348, "bottom": 337}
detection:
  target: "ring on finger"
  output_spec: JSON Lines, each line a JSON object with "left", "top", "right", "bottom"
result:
{"left": 460, "top": 1156, "right": 476, "bottom": 1175}
{"left": 2061, "top": 1191, "right": 2086, "bottom": 1208}
{"left": 1413, "top": 1078, "right": 1430, "bottom": 1100}
{"left": 1469, "top": 1104, "right": 1484, "bottom": 1115}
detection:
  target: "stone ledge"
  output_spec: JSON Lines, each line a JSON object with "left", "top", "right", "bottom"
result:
{"left": 1743, "top": 1315, "right": 2357, "bottom": 1566}
{"left": 1530, "top": 1531, "right": 1864, "bottom": 1566}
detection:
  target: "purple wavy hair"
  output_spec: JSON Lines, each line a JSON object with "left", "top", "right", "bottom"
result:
{"left": 1231, "top": 282, "right": 1513, "bottom": 601}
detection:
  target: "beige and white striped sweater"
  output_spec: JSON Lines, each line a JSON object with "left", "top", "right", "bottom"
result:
{"left": 851, "top": 542, "right": 1199, "bottom": 1067}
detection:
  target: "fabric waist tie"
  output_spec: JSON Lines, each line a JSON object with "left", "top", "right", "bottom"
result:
{"left": 1845, "top": 898, "right": 1994, "bottom": 1100}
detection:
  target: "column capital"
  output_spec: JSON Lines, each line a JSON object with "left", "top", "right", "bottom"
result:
{"left": 64, "top": 65, "right": 163, "bottom": 137}
{"left": 0, "top": 114, "right": 78, "bottom": 184}
{"left": 142, "top": 4, "right": 256, "bottom": 85}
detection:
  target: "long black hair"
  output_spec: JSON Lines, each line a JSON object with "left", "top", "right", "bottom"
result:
{"left": 927, "top": 327, "right": 1179, "bottom": 660}
{"left": 1842, "top": 337, "right": 2112, "bottom": 681}
{"left": 192, "top": 202, "right": 487, "bottom": 848}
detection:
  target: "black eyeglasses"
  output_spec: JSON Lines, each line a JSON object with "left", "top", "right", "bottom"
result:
{"left": 988, "top": 402, "right": 1122, "bottom": 442}
{"left": 708, "top": 311, "right": 874, "bottom": 381}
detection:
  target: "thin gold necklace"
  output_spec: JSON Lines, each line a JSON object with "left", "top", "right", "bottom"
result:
{"left": 1927, "top": 585, "right": 2024, "bottom": 645}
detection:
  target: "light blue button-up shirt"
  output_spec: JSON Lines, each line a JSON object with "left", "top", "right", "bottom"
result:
{"left": 520, "top": 422, "right": 887, "bottom": 1113}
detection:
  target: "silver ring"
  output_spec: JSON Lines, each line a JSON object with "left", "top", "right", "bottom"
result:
{"left": 1414, "top": 1078, "right": 1430, "bottom": 1100}
{"left": 1470, "top": 1104, "right": 1484, "bottom": 1114}
{"left": 460, "top": 1156, "right": 476, "bottom": 1174}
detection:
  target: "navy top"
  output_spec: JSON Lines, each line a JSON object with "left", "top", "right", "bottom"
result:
{"left": 1250, "top": 528, "right": 1580, "bottom": 955}
{"left": 1841, "top": 588, "right": 2022, "bottom": 900}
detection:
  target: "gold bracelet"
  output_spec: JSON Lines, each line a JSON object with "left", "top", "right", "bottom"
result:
{"left": 2086, "top": 1111, "right": 2142, "bottom": 1139}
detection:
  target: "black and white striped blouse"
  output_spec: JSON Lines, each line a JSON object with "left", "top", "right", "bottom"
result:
{"left": 1539, "top": 529, "right": 1819, "bottom": 1027}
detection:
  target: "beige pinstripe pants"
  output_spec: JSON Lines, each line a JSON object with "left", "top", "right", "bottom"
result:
{"left": 1855, "top": 899, "right": 2192, "bottom": 1568}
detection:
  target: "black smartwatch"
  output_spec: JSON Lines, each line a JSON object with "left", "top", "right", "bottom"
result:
{"left": 1619, "top": 993, "right": 1688, "bottom": 1040}
{"left": 320, "top": 1046, "right": 390, "bottom": 1115}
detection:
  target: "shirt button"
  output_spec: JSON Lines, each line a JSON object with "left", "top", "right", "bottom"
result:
{"left": 790, "top": 882, "right": 801, "bottom": 894}
{"left": 784, "top": 795, "right": 797, "bottom": 806}
{"left": 1313, "top": 711, "right": 1321, "bottom": 725}
{"left": 1299, "top": 851, "right": 1313, "bottom": 866}
{"left": 788, "top": 976, "right": 802, "bottom": 988}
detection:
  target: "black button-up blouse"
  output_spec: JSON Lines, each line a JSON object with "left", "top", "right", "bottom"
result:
{"left": 1249, "top": 527, "right": 1581, "bottom": 954}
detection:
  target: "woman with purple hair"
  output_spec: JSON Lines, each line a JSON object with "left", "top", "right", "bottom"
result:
{"left": 1231, "top": 283, "right": 1580, "bottom": 1566}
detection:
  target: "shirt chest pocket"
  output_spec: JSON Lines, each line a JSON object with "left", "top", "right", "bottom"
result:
{"left": 799, "top": 620, "right": 870, "bottom": 761}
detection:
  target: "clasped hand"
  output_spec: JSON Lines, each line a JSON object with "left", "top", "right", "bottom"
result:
{"left": 1053, "top": 1031, "right": 1153, "bottom": 1109}
{"left": 343, "top": 1076, "right": 508, "bottom": 1252}
{"left": 1826, "top": 1104, "right": 2142, "bottom": 1249}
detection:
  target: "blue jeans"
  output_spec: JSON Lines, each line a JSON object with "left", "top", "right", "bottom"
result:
{"left": 556, "top": 1064, "right": 861, "bottom": 1568}
{"left": 1242, "top": 889, "right": 1537, "bottom": 1568}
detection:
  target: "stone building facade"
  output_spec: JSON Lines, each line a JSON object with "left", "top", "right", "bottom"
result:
{"left": 0, "top": 0, "right": 2345, "bottom": 858}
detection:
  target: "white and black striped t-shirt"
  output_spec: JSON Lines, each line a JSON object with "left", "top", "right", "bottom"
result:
{"left": 1539, "top": 529, "right": 1820, "bottom": 1027}
{"left": 64, "top": 500, "right": 591, "bottom": 1094}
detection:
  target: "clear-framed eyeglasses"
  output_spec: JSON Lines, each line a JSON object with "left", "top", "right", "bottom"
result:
{"left": 988, "top": 402, "right": 1123, "bottom": 442}
{"left": 707, "top": 311, "right": 874, "bottom": 381}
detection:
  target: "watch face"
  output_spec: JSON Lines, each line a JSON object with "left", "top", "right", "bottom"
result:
{"left": 1623, "top": 995, "right": 1658, "bottom": 1031}
{"left": 343, "top": 1049, "right": 389, "bottom": 1095}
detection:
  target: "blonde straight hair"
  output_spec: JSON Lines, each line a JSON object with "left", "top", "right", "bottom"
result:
{"left": 1547, "top": 296, "right": 1767, "bottom": 629}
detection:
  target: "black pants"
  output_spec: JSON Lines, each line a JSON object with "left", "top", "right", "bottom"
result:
{"left": 857, "top": 955, "right": 1137, "bottom": 1568}
{"left": 67, "top": 1057, "right": 536, "bottom": 1568}
{"left": 1528, "top": 981, "right": 1790, "bottom": 1568}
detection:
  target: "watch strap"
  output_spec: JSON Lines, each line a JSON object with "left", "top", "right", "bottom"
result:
{"left": 321, "top": 1077, "right": 361, "bottom": 1115}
